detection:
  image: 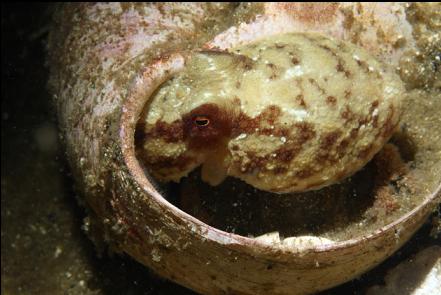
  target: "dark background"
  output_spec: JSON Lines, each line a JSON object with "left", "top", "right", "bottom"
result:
{"left": 1, "top": 3, "right": 439, "bottom": 294}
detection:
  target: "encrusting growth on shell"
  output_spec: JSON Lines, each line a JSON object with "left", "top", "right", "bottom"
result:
{"left": 136, "top": 32, "right": 404, "bottom": 193}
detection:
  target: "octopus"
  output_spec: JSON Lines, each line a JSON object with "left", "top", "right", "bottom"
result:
{"left": 136, "top": 32, "right": 404, "bottom": 193}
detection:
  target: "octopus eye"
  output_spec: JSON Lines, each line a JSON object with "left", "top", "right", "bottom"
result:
{"left": 194, "top": 116, "right": 210, "bottom": 127}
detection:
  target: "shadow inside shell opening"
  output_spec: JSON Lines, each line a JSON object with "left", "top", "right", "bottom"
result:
{"left": 136, "top": 133, "right": 420, "bottom": 241}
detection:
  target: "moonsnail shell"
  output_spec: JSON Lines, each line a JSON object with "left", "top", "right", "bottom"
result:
{"left": 48, "top": 3, "right": 441, "bottom": 294}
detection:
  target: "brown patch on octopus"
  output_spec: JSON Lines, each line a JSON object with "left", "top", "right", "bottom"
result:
{"left": 200, "top": 50, "right": 255, "bottom": 71}
{"left": 358, "top": 116, "right": 370, "bottom": 126}
{"left": 372, "top": 115, "right": 379, "bottom": 128}
{"left": 234, "top": 105, "right": 282, "bottom": 135}
{"left": 380, "top": 105, "right": 398, "bottom": 139}
{"left": 370, "top": 100, "right": 379, "bottom": 110}
{"left": 314, "top": 42, "right": 352, "bottom": 79}
{"left": 237, "top": 54, "right": 255, "bottom": 71}
{"left": 267, "top": 63, "right": 276, "bottom": 69}
{"left": 337, "top": 138, "right": 351, "bottom": 157}
{"left": 273, "top": 166, "right": 288, "bottom": 175}
{"left": 369, "top": 101, "right": 380, "bottom": 126}
{"left": 318, "top": 44, "right": 335, "bottom": 55}
{"left": 267, "top": 64, "right": 279, "bottom": 80}
{"left": 295, "top": 122, "right": 316, "bottom": 142}
{"left": 274, "top": 146, "right": 298, "bottom": 163}
{"left": 291, "top": 56, "right": 300, "bottom": 65}
{"left": 183, "top": 103, "right": 235, "bottom": 150}
{"left": 260, "top": 127, "right": 290, "bottom": 138}
{"left": 295, "top": 168, "right": 315, "bottom": 179}
{"left": 336, "top": 61, "right": 345, "bottom": 72}
{"left": 273, "top": 122, "right": 316, "bottom": 163}
{"left": 200, "top": 48, "right": 229, "bottom": 56}
{"left": 336, "top": 60, "right": 352, "bottom": 78}
{"left": 138, "top": 120, "right": 184, "bottom": 143}
{"left": 235, "top": 122, "right": 316, "bottom": 175}
{"left": 320, "top": 130, "right": 343, "bottom": 148}
{"left": 236, "top": 151, "right": 268, "bottom": 174}
{"left": 308, "top": 78, "right": 326, "bottom": 95}
{"left": 350, "top": 127, "right": 359, "bottom": 139}
{"left": 357, "top": 143, "right": 374, "bottom": 160}
{"left": 295, "top": 94, "right": 307, "bottom": 107}
{"left": 341, "top": 106, "right": 356, "bottom": 124}
{"left": 355, "top": 58, "right": 373, "bottom": 74}
{"left": 314, "top": 130, "right": 344, "bottom": 164}
{"left": 139, "top": 101, "right": 242, "bottom": 152}
{"left": 295, "top": 78, "right": 305, "bottom": 95}
{"left": 326, "top": 95, "right": 337, "bottom": 105}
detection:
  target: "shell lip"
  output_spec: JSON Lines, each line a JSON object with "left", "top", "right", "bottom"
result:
{"left": 119, "top": 52, "right": 250, "bottom": 246}
{"left": 119, "top": 51, "right": 441, "bottom": 255}
{"left": 311, "top": 183, "right": 440, "bottom": 252}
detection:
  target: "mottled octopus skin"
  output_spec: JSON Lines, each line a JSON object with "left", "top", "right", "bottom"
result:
{"left": 137, "top": 32, "right": 404, "bottom": 193}
{"left": 48, "top": 3, "right": 440, "bottom": 295}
